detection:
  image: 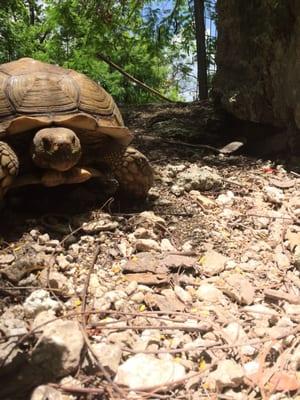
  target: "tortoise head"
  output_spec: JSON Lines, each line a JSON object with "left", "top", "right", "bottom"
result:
{"left": 31, "top": 127, "right": 81, "bottom": 171}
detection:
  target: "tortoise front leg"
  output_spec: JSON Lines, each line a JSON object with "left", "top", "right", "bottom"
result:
{"left": 104, "top": 146, "right": 153, "bottom": 198}
{"left": 0, "top": 141, "right": 19, "bottom": 198}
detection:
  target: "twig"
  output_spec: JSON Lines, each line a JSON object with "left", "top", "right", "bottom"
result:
{"left": 139, "top": 135, "right": 221, "bottom": 153}
{"left": 48, "top": 383, "right": 104, "bottom": 395}
{"left": 81, "top": 245, "right": 102, "bottom": 328}
{"left": 97, "top": 53, "right": 175, "bottom": 103}
{"left": 79, "top": 324, "right": 127, "bottom": 399}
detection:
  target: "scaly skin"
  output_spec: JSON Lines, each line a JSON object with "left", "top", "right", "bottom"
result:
{"left": 0, "top": 141, "right": 19, "bottom": 198}
{"left": 103, "top": 146, "right": 153, "bottom": 198}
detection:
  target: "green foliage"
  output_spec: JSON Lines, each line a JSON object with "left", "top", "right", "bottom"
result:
{"left": 0, "top": 0, "right": 216, "bottom": 103}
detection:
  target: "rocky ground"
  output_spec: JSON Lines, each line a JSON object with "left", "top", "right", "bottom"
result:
{"left": 1, "top": 103, "right": 300, "bottom": 400}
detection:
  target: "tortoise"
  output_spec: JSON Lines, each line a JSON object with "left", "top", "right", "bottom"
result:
{"left": 0, "top": 57, "right": 153, "bottom": 200}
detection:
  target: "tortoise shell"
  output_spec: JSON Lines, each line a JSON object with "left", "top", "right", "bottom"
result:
{"left": 0, "top": 58, "right": 132, "bottom": 146}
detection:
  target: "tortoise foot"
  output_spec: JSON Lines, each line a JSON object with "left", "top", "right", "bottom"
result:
{"left": 113, "top": 147, "right": 153, "bottom": 198}
{"left": 0, "top": 141, "right": 19, "bottom": 197}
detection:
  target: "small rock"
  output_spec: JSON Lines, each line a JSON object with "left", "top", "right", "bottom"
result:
{"left": 181, "top": 240, "right": 194, "bottom": 252}
{"left": 190, "top": 190, "right": 216, "bottom": 208}
{"left": 208, "top": 359, "right": 244, "bottom": 390}
{"left": 243, "top": 360, "right": 260, "bottom": 377}
{"left": 171, "top": 184, "right": 184, "bottom": 196}
{"left": 134, "top": 329, "right": 161, "bottom": 352}
{"left": 31, "top": 320, "right": 84, "bottom": 378}
{"left": 82, "top": 216, "right": 118, "bottom": 233}
{"left": 199, "top": 250, "right": 228, "bottom": 276}
{"left": 222, "top": 322, "right": 256, "bottom": 356}
{"left": 160, "top": 238, "right": 177, "bottom": 252}
{"left": 89, "top": 343, "right": 122, "bottom": 375}
{"left": 177, "top": 165, "right": 222, "bottom": 192}
{"left": 196, "top": 284, "right": 225, "bottom": 303}
{"left": 23, "top": 289, "right": 61, "bottom": 317}
{"left": 274, "top": 252, "right": 290, "bottom": 269}
{"left": 56, "top": 254, "right": 71, "bottom": 270}
{"left": 39, "top": 270, "right": 69, "bottom": 292}
{"left": 264, "top": 186, "right": 284, "bottom": 204}
{"left": 30, "top": 385, "right": 65, "bottom": 400}
{"left": 243, "top": 304, "right": 278, "bottom": 319}
{"left": 114, "top": 354, "right": 186, "bottom": 389}
{"left": 125, "top": 281, "right": 138, "bottom": 296}
{"left": 130, "top": 211, "right": 166, "bottom": 232}
{"left": 174, "top": 285, "right": 192, "bottom": 304}
{"left": 222, "top": 274, "right": 255, "bottom": 305}
{"left": 104, "top": 290, "right": 127, "bottom": 304}
{"left": 135, "top": 239, "right": 161, "bottom": 252}
{"left": 0, "top": 253, "right": 15, "bottom": 264}
{"left": 38, "top": 233, "right": 50, "bottom": 244}
{"left": 216, "top": 191, "right": 235, "bottom": 206}
{"left": 131, "top": 292, "right": 145, "bottom": 304}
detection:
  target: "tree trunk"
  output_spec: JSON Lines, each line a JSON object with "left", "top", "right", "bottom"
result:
{"left": 194, "top": 0, "right": 208, "bottom": 100}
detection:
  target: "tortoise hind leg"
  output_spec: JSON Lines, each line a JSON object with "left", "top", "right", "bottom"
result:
{"left": 0, "top": 142, "right": 19, "bottom": 198}
{"left": 106, "top": 147, "right": 153, "bottom": 198}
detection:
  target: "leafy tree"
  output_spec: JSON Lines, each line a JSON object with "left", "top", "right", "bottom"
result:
{"left": 0, "top": 0, "right": 217, "bottom": 103}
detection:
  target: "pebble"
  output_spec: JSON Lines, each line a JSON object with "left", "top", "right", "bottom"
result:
{"left": 23, "top": 289, "right": 61, "bottom": 316}
{"left": 135, "top": 239, "right": 161, "bottom": 252}
{"left": 0, "top": 254, "right": 15, "bottom": 264}
{"left": 160, "top": 238, "right": 177, "bottom": 252}
{"left": 196, "top": 284, "right": 225, "bottom": 303}
{"left": 199, "top": 250, "right": 228, "bottom": 276}
{"left": 208, "top": 359, "right": 244, "bottom": 390}
{"left": 264, "top": 186, "right": 284, "bottom": 204}
{"left": 89, "top": 342, "right": 122, "bottom": 374}
{"left": 114, "top": 354, "right": 186, "bottom": 389}
{"left": 174, "top": 285, "right": 192, "bottom": 304}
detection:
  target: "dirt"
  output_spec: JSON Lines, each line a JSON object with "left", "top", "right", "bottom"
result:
{"left": 1, "top": 102, "right": 300, "bottom": 400}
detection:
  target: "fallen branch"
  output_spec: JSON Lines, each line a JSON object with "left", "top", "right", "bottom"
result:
{"left": 97, "top": 53, "right": 175, "bottom": 103}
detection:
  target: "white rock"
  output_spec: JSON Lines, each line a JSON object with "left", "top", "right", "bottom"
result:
{"left": 182, "top": 240, "right": 193, "bottom": 252}
{"left": 0, "top": 254, "right": 15, "bottom": 264}
{"left": 174, "top": 285, "right": 192, "bottom": 304}
{"left": 177, "top": 165, "right": 222, "bottom": 192}
{"left": 56, "top": 254, "right": 71, "bottom": 270}
{"left": 196, "top": 284, "right": 225, "bottom": 303}
{"left": 131, "top": 292, "right": 145, "bottom": 303}
{"left": 82, "top": 216, "right": 118, "bottom": 233}
{"left": 104, "top": 290, "right": 127, "bottom": 303}
{"left": 222, "top": 323, "right": 256, "bottom": 356}
{"left": 216, "top": 191, "right": 235, "bottom": 206}
{"left": 23, "top": 289, "right": 61, "bottom": 317}
{"left": 114, "top": 354, "right": 186, "bottom": 389}
{"left": 130, "top": 211, "right": 166, "bottom": 231}
{"left": 90, "top": 343, "right": 122, "bottom": 374}
{"left": 38, "top": 233, "right": 50, "bottom": 244}
{"left": 125, "top": 281, "right": 138, "bottom": 296}
{"left": 171, "top": 184, "right": 185, "bottom": 196}
{"left": 135, "top": 239, "right": 161, "bottom": 252}
{"left": 199, "top": 250, "right": 228, "bottom": 276}
{"left": 209, "top": 359, "right": 244, "bottom": 389}
{"left": 30, "top": 385, "right": 65, "bottom": 400}
{"left": 243, "top": 304, "right": 278, "bottom": 319}
{"left": 243, "top": 360, "right": 260, "bottom": 377}
{"left": 31, "top": 320, "right": 84, "bottom": 378}
{"left": 264, "top": 186, "right": 284, "bottom": 204}
{"left": 274, "top": 252, "right": 290, "bottom": 269}
{"left": 160, "top": 238, "right": 177, "bottom": 252}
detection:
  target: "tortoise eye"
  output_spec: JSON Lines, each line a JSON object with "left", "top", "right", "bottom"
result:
{"left": 72, "top": 136, "right": 76, "bottom": 145}
{"left": 42, "top": 137, "right": 51, "bottom": 151}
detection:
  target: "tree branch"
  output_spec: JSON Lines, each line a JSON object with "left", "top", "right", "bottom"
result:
{"left": 97, "top": 53, "right": 175, "bottom": 103}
